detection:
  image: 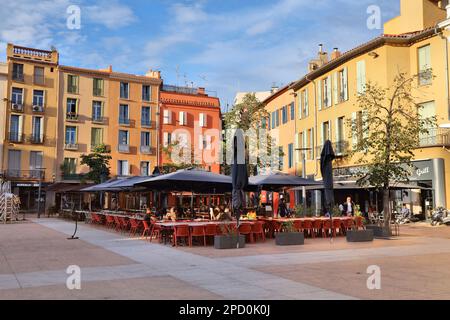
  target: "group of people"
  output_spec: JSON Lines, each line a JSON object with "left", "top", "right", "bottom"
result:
{"left": 143, "top": 204, "right": 234, "bottom": 223}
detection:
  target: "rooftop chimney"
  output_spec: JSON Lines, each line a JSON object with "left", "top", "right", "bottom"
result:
{"left": 197, "top": 87, "right": 206, "bottom": 95}
{"left": 331, "top": 47, "right": 342, "bottom": 60}
{"left": 146, "top": 69, "right": 161, "bottom": 79}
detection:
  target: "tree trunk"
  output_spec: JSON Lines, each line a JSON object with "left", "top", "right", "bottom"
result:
{"left": 383, "top": 187, "right": 391, "bottom": 229}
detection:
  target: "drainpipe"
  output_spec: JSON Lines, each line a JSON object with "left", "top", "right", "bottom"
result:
{"left": 305, "top": 75, "right": 319, "bottom": 177}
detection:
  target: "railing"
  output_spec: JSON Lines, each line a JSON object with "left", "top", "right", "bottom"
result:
{"left": 67, "top": 85, "right": 78, "bottom": 94}
{"left": 162, "top": 84, "right": 198, "bottom": 95}
{"left": 419, "top": 128, "right": 450, "bottom": 147}
{"left": 141, "top": 119, "right": 153, "bottom": 127}
{"left": 142, "top": 93, "right": 151, "bottom": 102}
{"left": 315, "top": 141, "right": 349, "bottom": 157}
{"left": 4, "top": 170, "right": 45, "bottom": 180}
{"left": 64, "top": 143, "right": 79, "bottom": 150}
{"left": 66, "top": 113, "right": 79, "bottom": 121}
{"left": 7, "top": 132, "right": 24, "bottom": 143}
{"left": 93, "top": 88, "right": 103, "bottom": 96}
{"left": 118, "top": 144, "right": 130, "bottom": 153}
{"left": 13, "top": 46, "right": 53, "bottom": 59}
{"left": 119, "top": 118, "right": 135, "bottom": 127}
{"left": 26, "top": 134, "right": 44, "bottom": 144}
{"left": 32, "top": 105, "right": 44, "bottom": 113}
{"left": 34, "top": 75, "right": 45, "bottom": 85}
{"left": 63, "top": 173, "right": 84, "bottom": 181}
{"left": 92, "top": 116, "right": 106, "bottom": 124}
{"left": 10, "top": 102, "right": 24, "bottom": 112}
{"left": 419, "top": 69, "right": 432, "bottom": 86}
{"left": 12, "top": 72, "right": 24, "bottom": 82}
{"left": 140, "top": 145, "right": 153, "bottom": 154}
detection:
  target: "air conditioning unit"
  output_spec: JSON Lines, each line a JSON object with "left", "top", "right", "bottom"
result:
{"left": 32, "top": 105, "right": 43, "bottom": 112}
{"left": 12, "top": 103, "right": 23, "bottom": 111}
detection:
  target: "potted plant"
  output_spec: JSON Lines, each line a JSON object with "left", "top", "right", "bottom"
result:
{"left": 275, "top": 221, "right": 304, "bottom": 246}
{"left": 214, "top": 224, "right": 246, "bottom": 249}
{"left": 346, "top": 207, "right": 374, "bottom": 242}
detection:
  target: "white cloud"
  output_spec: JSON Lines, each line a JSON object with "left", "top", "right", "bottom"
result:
{"left": 84, "top": 1, "right": 137, "bottom": 29}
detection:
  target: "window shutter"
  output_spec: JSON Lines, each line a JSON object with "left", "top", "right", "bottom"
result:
{"left": 351, "top": 112, "right": 357, "bottom": 149}
{"left": 326, "top": 76, "right": 332, "bottom": 107}
{"left": 343, "top": 67, "right": 349, "bottom": 101}
{"left": 333, "top": 72, "right": 338, "bottom": 105}
{"left": 320, "top": 122, "right": 324, "bottom": 146}
{"left": 39, "top": 117, "right": 44, "bottom": 139}
{"left": 203, "top": 113, "right": 207, "bottom": 127}
{"left": 206, "top": 135, "right": 212, "bottom": 150}
{"left": 317, "top": 80, "right": 322, "bottom": 110}
{"left": 298, "top": 93, "right": 302, "bottom": 119}
{"left": 163, "top": 132, "right": 168, "bottom": 147}
{"left": 18, "top": 115, "right": 23, "bottom": 138}
{"left": 357, "top": 60, "right": 366, "bottom": 94}
{"left": 198, "top": 135, "right": 204, "bottom": 150}
{"left": 335, "top": 118, "right": 340, "bottom": 143}
{"left": 304, "top": 89, "right": 309, "bottom": 117}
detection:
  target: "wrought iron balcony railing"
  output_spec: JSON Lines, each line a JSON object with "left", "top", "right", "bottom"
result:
{"left": 3, "top": 169, "right": 45, "bottom": 180}
{"left": 118, "top": 144, "right": 130, "bottom": 153}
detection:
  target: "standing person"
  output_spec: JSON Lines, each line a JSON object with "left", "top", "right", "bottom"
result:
{"left": 278, "top": 198, "right": 289, "bottom": 218}
{"left": 342, "top": 196, "right": 356, "bottom": 217}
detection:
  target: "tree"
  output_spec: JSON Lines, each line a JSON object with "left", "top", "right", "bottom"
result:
{"left": 223, "top": 93, "right": 282, "bottom": 175}
{"left": 160, "top": 140, "right": 201, "bottom": 174}
{"left": 80, "top": 144, "right": 112, "bottom": 184}
{"left": 349, "top": 72, "right": 436, "bottom": 228}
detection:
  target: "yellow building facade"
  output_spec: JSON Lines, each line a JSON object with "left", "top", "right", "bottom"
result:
{"left": 265, "top": 0, "right": 450, "bottom": 214}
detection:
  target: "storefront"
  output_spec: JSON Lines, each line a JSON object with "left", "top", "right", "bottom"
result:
{"left": 11, "top": 182, "right": 48, "bottom": 212}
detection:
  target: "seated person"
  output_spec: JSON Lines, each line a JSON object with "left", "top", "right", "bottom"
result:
{"left": 165, "top": 207, "right": 177, "bottom": 221}
{"left": 156, "top": 207, "right": 166, "bottom": 220}
{"left": 144, "top": 208, "right": 157, "bottom": 223}
{"left": 217, "top": 208, "right": 232, "bottom": 221}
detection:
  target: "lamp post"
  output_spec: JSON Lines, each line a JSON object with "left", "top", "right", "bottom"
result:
{"left": 295, "top": 147, "right": 312, "bottom": 213}
{"left": 36, "top": 167, "right": 45, "bottom": 219}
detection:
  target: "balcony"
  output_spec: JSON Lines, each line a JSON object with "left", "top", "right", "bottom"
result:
{"left": 26, "top": 134, "right": 44, "bottom": 144}
{"left": 141, "top": 119, "right": 153, "bottom": 128}
{"left": 64, "top": 143, "right": 79, "bottom": 151}
{"left": 33, "top": 75, "right": 45, "bottom": 86}
{"left": 10, "top": 102, "right": 24, "bottom": 112}
{"left": 12, "top": 72, "right": 24, "bottom": 82}
{"left": 140, "top": 145, "right": 154, "bottom": 154}
{"left": 315, "top": 141, "right": 349, "bottom": 158}
{"left": 63, "top": 173, "right": 84, "bottom": 181}
{"left": 119, "top": 118, "right": 135, "bottom": 127}
{"left": 419, "top": 129, "right": 450, "bottom": 148}
{"left": 93, "top": 88, "right": 103, "bottom": 96}
{"left": 66, "top": 113, "right": 79, "bottom": 122}
{"left": 7, "top": 132, "right": 24, "bottom": 143}
{"left": 67, "top": 86, "right": 78, "bottom": 94}
{"left": 3, "top": 169, "right": 45, "bottom": 180}
{"left": 118, "top": 144, "right": 130, "bottom": 153}
{"left": 92, "top": 116, "right": 106, "bottom": 124}
{"left": 32, "top": 105, "right": 44, "bottom": 113}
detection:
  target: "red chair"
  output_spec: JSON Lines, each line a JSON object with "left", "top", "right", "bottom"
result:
{"left": 205, "top": 224, "right": 218, "bottom": 244}
{"left": 239, "top": 223, "right": 254, "bottom": 243}
{"left": 251, "top": 221, "right": 265, "bottom": 242}
{"left": 149, "top": 221, "right": 162, "bottom": 242}
{"left": 173, "top": 225, "right": 190, "bottom": 247}
{"left": 332, "top": 219, "right": 342, "bottom": 237}
{"left": 142, "top": 220, "right": 151, "bottom": 239}
{"left": 355, "top": 216, "right": 365, "bottom": 230}
{"left": 129, "top": 219, "right": 141, "bottom": 236}
{"left": 113, "top": 216, "right": 122, "bottom": 232}
{"left": 302, "top": 219, "right": 314, "bottom": 238}
{"left": 342, "top": 218, "right": 354, "bottom": 234}
{"left": 322, "top": 219, "right": 332, "bottom": 238}
{"left": 293, "top": 220, "right": 303, "bottom": 232}
{"left": 119, "top": 217, "right": 130, "bottom": 232}
{"left": 312, "top": 219, "right": 323, "bottom": 238}
{"left": 190, "top": 225, "right": 206, "bottom": 247}
{"left": 104, "top": 215, "right": 114, "bottom": 229}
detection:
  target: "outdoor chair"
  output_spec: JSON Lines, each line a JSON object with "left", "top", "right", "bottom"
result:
{"left": 251, "top": 221, "right": 265, "bottom": 242}
{"left": 293, "top": 220, "right": 303, "bottom": 232}
{"left": 302, "top": 219, "right": 314, "bottom": 238}
{"left": 149, "top": 221, "right": 162, "bottom": 242}
{"left": 322, "top": 219, "right": 332, "bottom": 238}
{"left": 355, "top": 216, "right": 365, "bottom": 230}
{"left": 332, "top": 219, "right": 342, "bottom": 236}
{"left": 312, "top": 219, "right": 323, "bottom": 238}
{"left": 142, "top": 220, "right": 151, "bottom": 239}
{"left": 173, "top": 225, "right": 190, "bottom": 247}
{"left": 190, "top": 225, "right": 206, "bottom": 246}
{"left": 204, "top": 224, "right": 218, "bottom": 245}
{"left": 84, "top": 212, "right": 92, "bottom": 224}
{"left": 105, "top": 215, "right": 115, "bottom": 229}
{"left": 119, "top": 217, "right": 130, "bottom": 232}
{"left": 129, "top": 219, "right": 141, "bottom": 237}
{"left": 113, "top": 216, "right": 122, "bottom": 232}
{"left": 238, "top": 223, "right": 254, "bottom": 243}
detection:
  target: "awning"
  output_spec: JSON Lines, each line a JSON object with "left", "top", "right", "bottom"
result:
{"left": 249, "top": 172, "right": 322, "bottom": 191}
{"left": 292, "top": 181, "right": 433, "bottom": 191}
{"left": 45, "top": 183, "right": 94, "bottom": 193}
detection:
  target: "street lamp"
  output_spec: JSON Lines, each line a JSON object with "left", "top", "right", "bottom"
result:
{"left": 36, "top": 167, "right": 45, "bottom": 219}
{"left": 295, "top": 147, "right": 312, "bottom": 213}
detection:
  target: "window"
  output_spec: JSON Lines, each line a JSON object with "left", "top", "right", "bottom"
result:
{"left": 120, "top": 82, "right": 129, "bottom": 99}
{"left": 63, "top": 158, "right": 77, "bottom": 175}
{"left": 271, "top": 111, "right": 276, "bottom": 129}
{"left": 65, "top": 126, "right": 77, "bottom": 145}
{"left": 67, "top": 75, "right": 79, "bottom": 93}
{"left": 418, "top": 45, "right": 432, "bottom": 86}
{"left": 288, "top": 143, "right": 294, "bottom": 169}
{"left": 163, "top": 109, "right": 172, "bottom": 124}
{"left": 118, "top": 160, "right": 129, "bottom": 176}
{"left": 356, "top": 60, "right": 366, "bottom": 94}
{"left": 321, "top": 121, "right": 331, "bottom": 145}
{"left": 8, "top": 150, "right": 21, "bottom": 177}
{"left": 339, "top": 68, "right": 348, "bottom": 102}
{"left": 290, "top": 102, "right": 295, "bottom": 121}
{"left": 261, "top": 117, "right": 267, "bottom": 129}
{"left": 92, "top": 101, "right": 103, "bottom": 122}
{"left": 199, "top": 113, "right": 207, "bottom": 127}
{"left": 30, "top": 151, "right": 43, "bottom": 178}
{"left": 335, "top": 116, "right": 345, "bottom": 154}
{"left": 275, "top": 110, "right": 280, "bottom": 127}
{"left": 351, "top": 112, "right": 364, "bottom": 149}
{"left": 32, "top": 116, "right": 44, "bottom": 143}
{"left": 419, "top": 101, "right": 436, "bottom": 145}
{"left": 140, "top": 161, "right": 150, "bottom": 176}
{"left": 142, "top": 85, "right": 151, "bottom": 101}
{"left": 91, "top": 128, "right": 103, "bottom": 147}
{"left": 119, "top": 104, "right": 129, "bottom": 124}
{"left": 119, "top": 130, "right": 129, "bottom": 145}
{"left": 9, "top": 115, "right": 22, "bottom": 142}
{"left": 93, "top": 78, "right": 104, "bottom": 96}
{"left": 179, "top": 111, "right": 187, "bottom": 125}
{"left": 12, "top": 63, "right": 24, "bottom": 81}
{"left": 141, "top": 131, "right": 151, "bottom": 147}
{"left": 11, "top": 87, "right": 23, "bottom": 105}
{"left": 323, "top": 76, "right": 332, "bottom": 107}
{"left": 33, "top": 90, "right": 44, "bottom": 107}
{"left": 163, "top": 132, "right": 172, "bottom": 147}
{"left": 66, "top": 98, "right": 77, "bottom": 120}
{"left": 34, "top": 67, "right": 45, "bottom": 85}
{"left": 303, "top": 89, "right": 309, "bottom": 117}
{"left": 307, "top": 128, "right": 314, "bottom": 160}
{"left": 141, "top": 106, "right": 151, "bottom": 127}
{"left": 282, "top": 106, "right": 288, "bottom": 124}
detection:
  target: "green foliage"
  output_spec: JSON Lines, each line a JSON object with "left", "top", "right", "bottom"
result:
{"left": 282, "top": 221, "right": 297, "bottom": 233}
{"left": 332, "top": 205, "right": 341, "bottom": 217}
{"left": 80, "top": 144, "right": 111, "bottom": 184}
{"left": 348, "top": 72, "right": 436, "bottom": 226}
{"left": 161, "top": 140, "right": 201, "bottom": 173}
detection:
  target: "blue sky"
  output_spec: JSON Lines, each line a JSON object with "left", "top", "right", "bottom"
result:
{"left": 0, "top": 0, "right": 399, "bottom": 110}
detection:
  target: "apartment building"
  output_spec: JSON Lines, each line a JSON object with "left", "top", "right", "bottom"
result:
{"left": 264, "top": 0, "right": 450, "bottom": 214}
{"left": 160, "top": 85, "right": 221, "bottom": 173}
{"left": 1, "top": 45, "right": 59, "bottom": 210}
{"left": 0, "top": 62, "right": 8, "bottom": 172}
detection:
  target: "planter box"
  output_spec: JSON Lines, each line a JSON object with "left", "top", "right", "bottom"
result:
{"left": 214, "top": 235, "right": 246, "bottom": 249}
{"left": 275, "top": 232, "right": 304, "bottom": 246}
{"left": 346, "top": 229, "right": 374, "bottom": 242}
{"left": 365, "top": 225, "right": 392, "bottom": 238}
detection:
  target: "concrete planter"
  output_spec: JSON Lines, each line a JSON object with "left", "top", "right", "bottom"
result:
{"left": 214, "top": 235, "right": 246, "bottom": 249}
{"left": 346, "top": 229, "right": 374, "bottom": 242}
{"left": 365, "top": 225, "right": 392, "bottom": 238}
{"left": 275, "top": 232, "right": 305, "bottom": 246}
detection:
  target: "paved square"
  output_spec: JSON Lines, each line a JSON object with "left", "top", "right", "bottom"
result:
{"left": 1, "top": 218, "right": 449, "bottom": 300}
